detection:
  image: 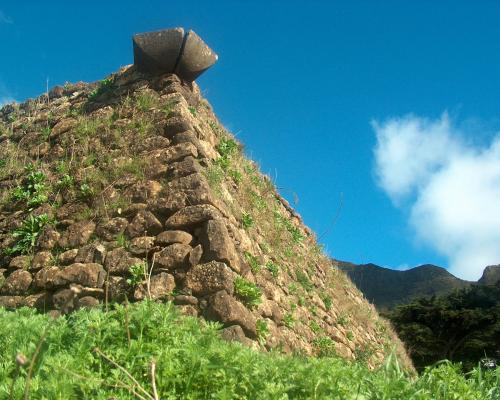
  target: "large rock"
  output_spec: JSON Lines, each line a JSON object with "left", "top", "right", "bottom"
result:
{"left": 163, "top": 117, "right": 194, "bottom": 138}
{"left": 165, "top": 204, "right": 222, "bottom": 229}
{"left": 133, "top": 28, "right": 185, "bottom": 75}
{"left": 0, "top": 270, "right": 32, "bottom": 295}
{"left": 155, "top": 230, "right": 193, "bottom": 246}
{"left": 167, "top": 173, "right": 210, "bottom": 192}
{"left": 75, "top": 243, "right": 106, "bottom": 264}
{"left": 125, "top": 180, "right": 162, "bottom": 203}
{"left": 129, "top": 236, "right": 156, "bottom": 256}
{"left": 134, "top": 272, "right": 175, "bottom": 300}
{"left": 126, "top": 210, "right": 163, "bottom": 238}
{"left": 37, "top": 227, "right": 60, "bottom": 250}
{"left": 107, "top": 276, "right": 130, "bottom": 301}
{"left": 199, "top": 219, "right": 242, "bottom": 273}
{"left": 185, "top": 261, "right": 234, "bottom": 296}
{"left": 33, "top": 266, "right": 61, "bottom": 289}
{"left": 0, "top": 296, "right": 24, "bottom": 309}
{"left": 105, "top": 248, "right": 143, "bottom": 275}
{"left": 220, "top": 325, "right": 255, "bottom": 347}
{"left": 31, "top": 251, "right": 53, "bottom": 270}
{"left": 154, "top": 243, "right": 191, "bottom": 270}
{"left": 174, "top": 30, "right": 218, "bottom": 82}
{"left": 53, "top": 288, "right": 76, "bottom": 313}
{"left": 148, "top": 191, "right": 189, "bottom": 217}
{"left": 9, "top": 255, "right": 31, "bottom": 270}
{"left": 24, "top": 292, "right": 52, "bottom": 310}
{"left": 166, "top": 156, "right": 202, "bottom": 180}
{"left": 58, "top": 221, "right": 96, "bottom": 248}
{"left": 58, "top": 263, "right": 106, "bottom": 288}
{"left": 208, "top": 290, "right": 257, "bottom": 338}
{"left": 96, "top": 217, "right": 129, "bottom": 241}
{"left": 145, "top": 143, "right": 198, "bottom": 176}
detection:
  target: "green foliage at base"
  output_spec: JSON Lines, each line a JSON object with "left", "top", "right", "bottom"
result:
{"left": 0, "top": 302, "right": 498, "bottom": 399}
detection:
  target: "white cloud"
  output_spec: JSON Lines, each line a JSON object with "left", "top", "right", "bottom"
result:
{"left": 373, "top": 113, "right": 500, "bottom": 281}
{"left": 0, "top": 10, "right": 13, "bottom": 24}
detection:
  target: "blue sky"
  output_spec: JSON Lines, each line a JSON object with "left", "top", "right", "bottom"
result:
{"left": 1, "top": 1, "right": 500, "bottom": 280}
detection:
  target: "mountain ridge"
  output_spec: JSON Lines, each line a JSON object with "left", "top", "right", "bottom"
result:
{"left": 335, "top": 261, "right": 498, "bottom": 310}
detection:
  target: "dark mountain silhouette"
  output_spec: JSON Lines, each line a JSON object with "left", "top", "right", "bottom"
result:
{"left": 478, "top": 264, "right": 500, "bottom": 286}
{"left": 334, "top": 261, "right": 494, "bottom": 310}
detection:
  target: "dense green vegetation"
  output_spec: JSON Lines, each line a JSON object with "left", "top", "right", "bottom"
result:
{"left": 387, "top": 282, "right": 500, "bottom": 372}
{"left": 1, "top": 302, "right": 498, "bottom": 399}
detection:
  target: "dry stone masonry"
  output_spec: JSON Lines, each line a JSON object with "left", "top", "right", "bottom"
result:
{"left": 0, "top": 29, "right": 411, "bottom": 369}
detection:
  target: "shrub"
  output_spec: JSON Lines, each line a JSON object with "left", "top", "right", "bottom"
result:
{"left": 242, "top": 212, "right": 254, "bottom": 229}
{"left": 11, "top": 164, "right": 48, "bottom": 209}
{"left": 127, "top": 262, "right": 147, "bottom": 286}
{"left": 234, "top": 277, "right": 262, "bottom": 308}
{"left": 256, "top": 319, "right": 269, "bottom": 344}
{"left": 6, "top": 214, "right": 49, "bottom": 255}
{"left": 266, "top": 261, "right": 279, "bottom": 278}
{"left": 244, "top": 252, "right": 261, "bottom": 273}
{"left": 296, "top": 270, "right": 314, "bottom": 291}
{"left": 89, "top": 77, "right": 113, "bottom": 99}
{"left": 283, "top": 313, "right": 295, "bottom": 328}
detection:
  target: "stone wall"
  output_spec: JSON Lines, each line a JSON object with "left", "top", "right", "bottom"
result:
{"left": 0, "top": 66, "right": 412, "bottom": 369}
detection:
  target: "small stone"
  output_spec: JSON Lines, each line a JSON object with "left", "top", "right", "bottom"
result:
{"left": 147, "top": 191, "right": 188, "bottom": 217}
{"left": 185, "top": 261, "right": 234, "bottom": 296}
{"left": 58, "top": 221, "right": 96, "bottom": 248}
{"left": 37, "top": 227, "right": 60, "bottom": 250}
{"left": 75, "top": 243, "right": 107, "bottom": 264}
{"left": 129, "top": 236, "right": 155, "bottom": 256}
{"left": 155, "top": 230, "right": 193, "bottom": 246}
{"left": 134, "top": 272, "right": 175, "bottom": 300}
{"left": 59, "top": 249, "right": 79, "bottom": 265}
{"left": 31, "top": 251, "right": 53, "bottom": 270}
{"left": 9, "top": 255, "right": 31, "bottom": 270}
{"left": 188, "top": 244, "right": 203, "bottom": 267}
{"left": 23, "top": 292, "right": 52, "bottom": 310}
{"left": 126, "top": 180, "right": 162, "bottom": 203}
{"left": 51, "top": 118, "right": 77, "bottom": 137}
{"left": 163, "top": 117, "right": 194, "bottom": 138}
{"left": 105, "top": 248, "right": 143, "bottom": 275}
{"left": 76, "top": 296, "right": 100, "bottom": 309}
{"left": 53, "top": 288, "right": 76, "bottom": 313}
{"left": 0, "top": 270, "right": 32, "bottom": 295}
{"left": 174, "top": 295, "right": 198, "bottom": 306}
{"left": 177, "top": 305, "right": 199, "bottom": 317}
{"left": 220, "top": 325, "right": 254, "bottom": 347}
{"left": 0, "top": 296, "right": 24, "bottom": 309}
{"left": 154, "top": 243, "right": 191, "bottom": 270}
{"left": 126, "top": 210, "right": 163, "bottom": 238}
{"left": 106, "top": 276, "right": 130, "bottom": 301}
{"left": 166, "top": 156, "right": 202, "bottom": 180}
{"left": 96, "top": 218, "right": 128, "bottom": 241}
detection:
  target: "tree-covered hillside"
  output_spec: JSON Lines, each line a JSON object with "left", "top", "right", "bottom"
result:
{"left": 387, "top": 282, "right": 500, "bottom": 372}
